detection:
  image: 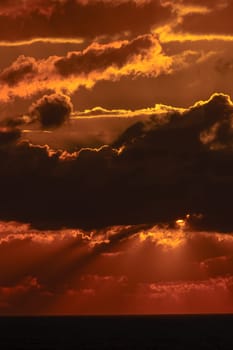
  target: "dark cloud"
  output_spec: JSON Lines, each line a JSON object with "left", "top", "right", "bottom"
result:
{"left": 23, "top": 112, "right": 149, "bottom": 151}
{"left": 54, "top": 34, "right": 157, "bottom": 77}
{"left": 0, "top": 34, "right": 168, "bottom": 100}
{"left": 0, "top": 55, "right": 37, "bottom": 86}
{"left": 0, "top": 94, "right": 233, "bottom": 231}
{"left": 0, "top": 0, "right": 172, "bottom": 42}
{"left": 29, "top": 93, "right": 73, "bottom": 129}
{"left": 177, "top": 0, "right": 233, "bottom": 35}
{"left": 113, "top": 93, "right": 233, "bottom": 230}
{"left": 0, "top": 127, "right": 21, "bottom": 145}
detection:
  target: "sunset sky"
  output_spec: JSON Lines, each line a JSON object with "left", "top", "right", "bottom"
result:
{"left": 0, "top": 0, "right": 233, "bottom": 315}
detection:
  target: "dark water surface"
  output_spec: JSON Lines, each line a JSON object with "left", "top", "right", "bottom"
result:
{"left": 0, "top": 315, "right": 232, "bottom": 349}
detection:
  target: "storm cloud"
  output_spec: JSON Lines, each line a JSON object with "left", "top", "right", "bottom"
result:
{"left": 29, "top": 93, "right": 73, "bottom": 129}
{"left": 0, "top": 93, "right": 232, "bottom": 232}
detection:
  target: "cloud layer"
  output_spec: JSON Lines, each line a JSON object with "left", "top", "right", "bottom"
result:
{"left": 0, "top": 220, "right": 233, "bottom": 314}
{"left": 0, "top": 0, "right": 233, "bottom": 316}
{"left": 0, "top": 93, "right": 233, "bottom": 232}
{"left": 0, "top": 34, "right": 173, "bottom": 101}
{"left": 0, "top": 0, "right": 172, "bottom": 42}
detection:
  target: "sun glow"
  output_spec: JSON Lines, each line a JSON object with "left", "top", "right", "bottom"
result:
{"left": 139, "top": 227, "right": 184, "bottom": 250}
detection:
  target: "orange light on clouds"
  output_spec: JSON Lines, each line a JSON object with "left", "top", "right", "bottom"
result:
{"left": 0, "top": 220, "right": 233, "bottom": 314}
{"left": 0, "top": 0, "right": 233, "bottom": 316}
{"left": 139, "top": 216, "right": 190, "bottom": 250}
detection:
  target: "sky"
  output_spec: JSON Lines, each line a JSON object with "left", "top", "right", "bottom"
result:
{"left": 0, "top": 0, "right": 233, "bottom": 315}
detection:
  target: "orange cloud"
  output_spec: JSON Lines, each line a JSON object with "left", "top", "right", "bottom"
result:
{"left": 155, "top": 0, "right": 233, "bottom": 44}
{"left": 0, "top": 33, "right": 224, "bottom": 103}
{"left": 135, "top": 276, "right": 233, "bottom": 314}
{"left": 0, "top": 0, "right": 172, "bottom": 43}
{"left": 177, "top": 1, "right": 233, "bottom": 36}
{"left": 0, "top": 34, "right": 172, "bottom": 101}
{"left": 0, "top": 219, "right": 233, "bottom": 314}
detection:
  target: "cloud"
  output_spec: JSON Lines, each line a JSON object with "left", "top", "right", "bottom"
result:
{"left": 20, "top": 101, "right": 177, "bottom": 150}
{"left": 0, "top": 34, "right": 172, "bottom": 101}
{"left": 135, "top": 276, "right": 233, "bottom": 314}
{"left": 29, "top": 93, "right": 73, "bottom": 129}
{"left": 161, "top": 0, "right": 233, "bottom": 41}
{"left": 175, "top": 0, "right": 233, "bottom": 36}
{"left": 0, "top": 55, "right": 38, "bottom": 86}
{"left": 0, "top": 127, "right": 21, "bottom": 145}
{"left": 1, "top": 0, "right": 233, "bottom": 318}
{"left": 0, "top": 93, "right": 232, "bottom": 232}
{"left": 1, "top": 33, "right": 233, "bottom": 109}
{"left": 0, "top": 0, "right": 172, "bottom": 42}
{"left": 2, "top": 31, "right": 233, "bottom": 106}
{"left": 0, "top": 220, "right": 233, "bottom": 314}
{"left": 54, "top": 34, "right": 158, "bottom": 76}
{"left": 153, "top": 0, "right": 233, "bottom": 45}
{"left": 0, "top": 276, "right": 53, "bottom": 315}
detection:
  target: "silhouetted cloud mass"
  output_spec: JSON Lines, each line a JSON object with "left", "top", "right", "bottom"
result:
{"left": 29, "top": 93, "right": 73, "bottom": 128}
{"left": 0, "top": 127, "right": 21, "bottom": 145}
{"left": 54, "top": 34, "right": 158, "bottom": 76}
{"left": 0, "top": 93, "right": 232, "bottom": 232}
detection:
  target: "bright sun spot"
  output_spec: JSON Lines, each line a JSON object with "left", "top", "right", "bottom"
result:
{"left": 139, "top": 216, "right": 189, "bottom": 249}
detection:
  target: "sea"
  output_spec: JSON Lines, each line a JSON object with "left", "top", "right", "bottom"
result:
{"left": 0, "top": 315, "right": 232, "bottom": 349}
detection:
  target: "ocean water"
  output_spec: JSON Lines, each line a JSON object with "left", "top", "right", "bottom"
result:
{"left": 0, "top": 315, "right": 232, "bottom": 349}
